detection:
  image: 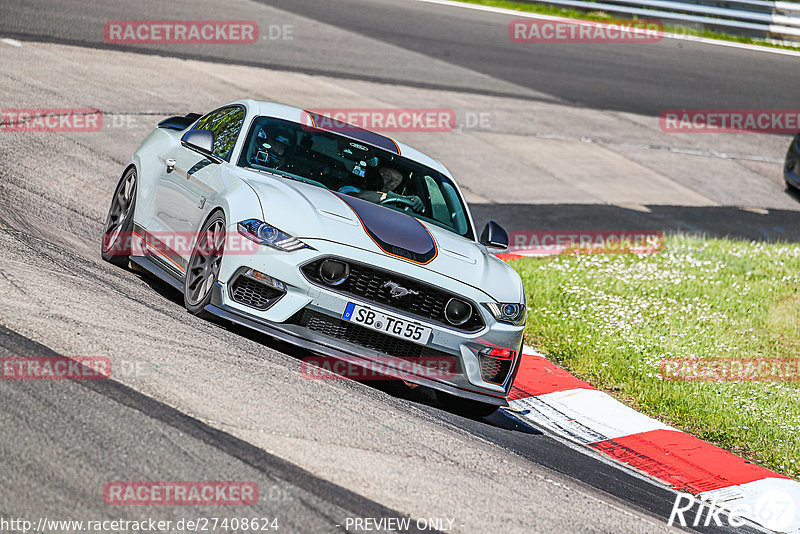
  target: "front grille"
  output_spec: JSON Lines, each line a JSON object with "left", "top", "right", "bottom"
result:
{"left": 301, "top": 258, "right": 484, "bottom": 332}
{"left": 479, "top": 354, "right": 512, "bottom": 385}
{"left": 289, "top": 309, "right": 460, "bottom": 374}
{"left": 230, "top": 276, "right": 284, "bottom": 310}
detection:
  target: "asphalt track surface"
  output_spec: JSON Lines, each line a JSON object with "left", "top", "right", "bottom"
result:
{"left": 2, "top": 0, "right": 800, "bottom": 115}
{"left": 3, "top": 0, "right": 800, "bottom": 243}
{"left": 0, "top": 0, "right": 796, "bottom": 532}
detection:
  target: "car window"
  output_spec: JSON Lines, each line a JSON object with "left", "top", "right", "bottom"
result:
{"left": 193, "top": 106, "right": 245, "bottom": 161}
{"left": 237, "top": 116, "right": 474, "bottom": 239}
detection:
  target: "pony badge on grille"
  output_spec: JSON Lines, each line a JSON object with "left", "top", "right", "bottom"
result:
{"left": 383, "top": 281, "right": 419, "bottom": 299}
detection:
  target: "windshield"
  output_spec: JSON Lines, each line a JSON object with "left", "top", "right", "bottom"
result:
{"left": 237, "top": 116, "right": 473, "bottom": 239}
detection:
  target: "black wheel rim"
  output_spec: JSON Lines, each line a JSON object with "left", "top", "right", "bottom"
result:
{"left": 103, "top": 171, "right": 136, "bottom": 252}
{"left": 186, "top": 219, "right": 225, "bottom": 305}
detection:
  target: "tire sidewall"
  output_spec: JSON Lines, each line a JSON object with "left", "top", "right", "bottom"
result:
{"left": 101, "top": 167, "right": 137, "bottom": 265}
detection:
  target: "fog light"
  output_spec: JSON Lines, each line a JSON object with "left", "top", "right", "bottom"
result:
{"left": 478, "top": 347, "right": 515, "bottom": 384}
{"left": 318, "top": 259, "right": 349, "bottom": 286}
{"left": 243, "top": 268, "right": 286, "bottom": 291}
{"left": 444, "top": 298, "right": 472, "bottom": 326}
{"left": 480, "top": 347, "right": 515, "bottom": 360}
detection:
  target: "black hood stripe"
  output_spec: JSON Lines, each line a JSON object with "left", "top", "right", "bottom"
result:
{"left": 335, "top": 193, "right": 437, "bottom": 265}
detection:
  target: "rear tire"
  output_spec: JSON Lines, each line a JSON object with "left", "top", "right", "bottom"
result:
{"left": 184, "top": 212, "right": 226, "bottom": 318}
{"left": 435, "top": 390, "right": 499, "bottom": 418}
{"left": 101, "top": 167, "right": 137, "bottom": 266}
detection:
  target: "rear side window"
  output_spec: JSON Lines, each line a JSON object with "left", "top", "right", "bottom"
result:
{"left": 193, "top": 106, "right": 245, "bottom": 161}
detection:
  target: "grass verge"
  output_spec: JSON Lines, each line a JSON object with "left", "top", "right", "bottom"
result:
{"left": 453, "top": 0, "right": 800, "bottom": 51}
{"left": 512, "top": 234, "right": 800, "bottom": 478}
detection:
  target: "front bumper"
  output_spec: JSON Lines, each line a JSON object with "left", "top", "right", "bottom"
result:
{"left": 212, "top": 237, "right": 525, "bottom": 404}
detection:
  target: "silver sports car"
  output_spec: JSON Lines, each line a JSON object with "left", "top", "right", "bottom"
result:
{"left": 101, "top": 100, "right": 526, "bottom": 416}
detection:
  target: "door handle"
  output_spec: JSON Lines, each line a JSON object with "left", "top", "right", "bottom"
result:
{"left": 166, "top": 158, "right": 176, "bottom": 173}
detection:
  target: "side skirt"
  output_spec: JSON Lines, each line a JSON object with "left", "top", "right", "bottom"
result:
{"left": 129, "top": 255, "right": 184, "bottom": 292}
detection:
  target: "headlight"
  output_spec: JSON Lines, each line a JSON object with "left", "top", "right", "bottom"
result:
{"left": 237, "top": 219, "right": 309, "bottom": 252}
{"left": 483, "top": 301, "right": 526, "bottom": 326}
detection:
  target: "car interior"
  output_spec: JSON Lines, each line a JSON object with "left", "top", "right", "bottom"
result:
{"left": 238, "top": 117, "right": 472, "bottom": 238}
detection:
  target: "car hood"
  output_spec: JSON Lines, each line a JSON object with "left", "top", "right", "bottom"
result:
{"left": 240, "top": 171, "right": 523, "bottom": 302}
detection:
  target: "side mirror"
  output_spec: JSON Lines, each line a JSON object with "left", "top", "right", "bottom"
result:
{"left": 181, "top": 129, "right": 220, "bottom": 163}
{"left": 480, "top": 221, "right": 509, "bottom": 251}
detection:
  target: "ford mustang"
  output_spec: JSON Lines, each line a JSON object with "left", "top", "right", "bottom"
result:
{"left": 101, "top": 100, "right": 526, "bottom": 416}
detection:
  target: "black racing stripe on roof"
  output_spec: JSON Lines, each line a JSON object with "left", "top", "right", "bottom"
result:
{"left": 304, "top": 111, "right": 400, "bottom": 154}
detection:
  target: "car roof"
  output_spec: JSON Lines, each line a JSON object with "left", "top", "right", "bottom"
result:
{"left": 227, "top": 99, "right": 452, "bottom": 178}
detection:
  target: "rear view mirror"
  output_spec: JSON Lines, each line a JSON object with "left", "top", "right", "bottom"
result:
{"left": 181, "top": 129, "right": 220, "bottom": 163}
{"left": 480, "top": 221, "right": 509, "bottom": 251}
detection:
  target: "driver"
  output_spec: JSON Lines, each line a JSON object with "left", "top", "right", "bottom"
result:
{"left": 252, "top": 126, "right": 294, "bottom": 169}
{"left": 341, "top": 167, "right": 424, "bottom": 213}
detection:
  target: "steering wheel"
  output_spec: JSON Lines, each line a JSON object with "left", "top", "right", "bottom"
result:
{"left": 379, "top": 196, "right": 416, "bottom": 212}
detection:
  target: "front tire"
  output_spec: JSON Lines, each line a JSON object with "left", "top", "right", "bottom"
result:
{"left": 184, "top": 212, "right": 226, "bottom": 317}
{"left": 101, "top": 167, "right": 137, "bottom": 266}
{"left": 435, "top": 390, "right": 499, "bottom": 418}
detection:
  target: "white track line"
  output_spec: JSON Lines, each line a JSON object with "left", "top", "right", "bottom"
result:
{"left": 413, "top": 0, "right": 800, "bottom": 58}
{"left": 525, "top": 388, "right": 675, "bottom": 441}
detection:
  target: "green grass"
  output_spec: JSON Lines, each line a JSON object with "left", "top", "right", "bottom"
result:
{"left": 511, "top": 235, "right": 800, "bottom": 478}
{"left": 455, "top": 0, "right": 800, "bottom": 51}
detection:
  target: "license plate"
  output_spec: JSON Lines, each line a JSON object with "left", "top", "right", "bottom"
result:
{"left": 342, "top": 302, "right": 432, "bottom": 345}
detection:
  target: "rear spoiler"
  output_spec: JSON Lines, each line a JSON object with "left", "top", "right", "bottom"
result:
{"left": 157, "top": 113, "right": 202, "bottom": 131}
